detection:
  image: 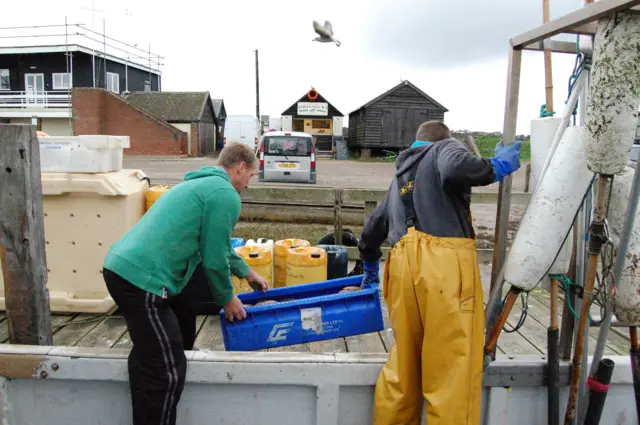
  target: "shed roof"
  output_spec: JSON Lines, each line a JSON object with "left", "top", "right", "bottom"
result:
{"left": 349, "top": 80, "right": 448, "bottom": 115}
{"left": 212, "top": 99, "right": 225, "bottom": 117}
{"left": 281, "top": 89, "right": 344, "bottom": 117}
{"left": 124, "top": 91, "right": 214, "bottom": 123}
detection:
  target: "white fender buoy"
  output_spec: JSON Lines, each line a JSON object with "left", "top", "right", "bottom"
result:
{"left": 549, "top": 229, "right": 574, "bottom": 274}
{"left": 605, "top": 166, "right": 640, "bottom": 326}
{"left": 586, "top": 12, "right": 640, "bottom": 175}
{"left": 530, "top": 117, "right": 574, "bottom": 284}
{"left": 504, "top": 126, "right": 594, "bottom": 291}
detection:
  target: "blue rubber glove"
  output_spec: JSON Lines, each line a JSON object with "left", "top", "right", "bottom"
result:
{"left": 490, "top": 140, "right": 522, "bottom": 182}
{"left": 362, "top": 260, "right": 380, "bottom": 285}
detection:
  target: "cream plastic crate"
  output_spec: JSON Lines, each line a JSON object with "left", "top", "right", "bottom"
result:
{"left": 0, "top": 169, "right": 149, "bottom": 313}
{"left": 39, "top": 135, "right": 130, "bottom": 173}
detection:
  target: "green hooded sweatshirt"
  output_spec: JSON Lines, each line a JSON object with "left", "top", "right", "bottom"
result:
{"left": 103, "top": 166, "right": 250, "bottom": 306}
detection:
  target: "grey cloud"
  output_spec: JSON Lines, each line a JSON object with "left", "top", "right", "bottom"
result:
{"left": 359, "top": 0, "right": 580, "bottom": 67}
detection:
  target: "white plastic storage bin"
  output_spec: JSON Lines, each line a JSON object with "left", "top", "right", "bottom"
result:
{"left": 39, "top": 135, "right": 130, "bottom": 173}
{"left": 245, "top": 238, "right": 275, "bottom": 258}
{"left": 0, "top": 170, "right": 149, "bottom": 314}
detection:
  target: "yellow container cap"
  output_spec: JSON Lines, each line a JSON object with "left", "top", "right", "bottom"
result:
{"left": 286, "top": 246, "right": 327, "bottom": 267}
{"left": 275, "top": 239, "right": 310, "bottom": 256}
{"left": 234, "top": 245, "right": 271, "bottom": 266}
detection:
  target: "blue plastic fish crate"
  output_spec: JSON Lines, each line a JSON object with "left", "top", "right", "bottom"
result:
{"left": 220, "top": 275, "right": 384, "bottom": 351}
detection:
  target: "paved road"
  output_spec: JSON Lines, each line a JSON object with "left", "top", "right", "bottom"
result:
{"left": 124, "top": 155, "right": 528, "bottom": 245}
{"left": 124, "top": 155, "right": 531, "bottom": 192}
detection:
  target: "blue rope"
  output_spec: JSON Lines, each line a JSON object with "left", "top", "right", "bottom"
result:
{"left": 565, "top": 35, "right": 588, "bottom": 126}
{"left": 540, "top": 104, "right": 556, "bottom": 118}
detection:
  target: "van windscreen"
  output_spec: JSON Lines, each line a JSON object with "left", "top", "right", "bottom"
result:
{"left": 264, "top": 136, "right": 311, "bottom": 156}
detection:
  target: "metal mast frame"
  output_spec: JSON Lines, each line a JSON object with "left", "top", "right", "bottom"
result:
{"left": 486, "top": 0, "right": 640, "bottom": 357}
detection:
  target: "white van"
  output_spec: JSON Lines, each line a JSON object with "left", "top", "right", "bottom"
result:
{"left": 224, "top": 115, "right": 260, "bottom": 150}
{"left": 258, "top": 131, "right": 317, "bottom": 184}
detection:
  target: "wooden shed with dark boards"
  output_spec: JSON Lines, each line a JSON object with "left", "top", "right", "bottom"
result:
{"left": 212, "top": 99, "right": 227, "bottom": 150}
{"left": 348, "top": 80, "right": 448, "bottom": 151}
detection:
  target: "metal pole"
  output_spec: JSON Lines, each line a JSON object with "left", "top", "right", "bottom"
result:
{"left": 91, "top": 0, "right": 96, "bottom": 87}
{"left": 125, "top": 8, "right": 129, "bottom": 92}
{"left": 574, "top": 66, "right": 593, "bottom": 418}
{"left": 103, "top": 18, "right": 106, "bottom": 90}
{"left": 255, "top": 49, "right": 260, "bottom": 126}
{"left": 575, "top": 181, "right": 594, "bottom": 425}
{"left": 589, "top": 160, "right": 640, "bottom": 361}
{"left": 560, "top": 63, "right": 591, "bottom": 363}
{"left": 65, "top": 16, "right": 71, "bottom": 130}
{"left": 65, "top": 16, "right": 69, "bottom": 76}
{"left": 69, "top": 51, "right": 73, "bottom": 132}
{"left": 543, "top": 0, "right": 554, "bottom": 113}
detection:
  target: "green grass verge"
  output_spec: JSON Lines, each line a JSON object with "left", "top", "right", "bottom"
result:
{"left": 475, "top": 136, "right": 531, "bottom": 162}
{"left": 348, "top": 137, "right": 531, "bottom": 162}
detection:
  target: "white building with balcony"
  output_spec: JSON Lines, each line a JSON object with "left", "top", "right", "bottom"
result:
{"left": 0, "top": 41, "right": 162, "bottom": 135}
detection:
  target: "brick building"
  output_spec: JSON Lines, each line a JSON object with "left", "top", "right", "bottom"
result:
{"left": 124, "top": 91, "right": 219, "bottom": 157}
{"left": 72, "top": 88, "right": 187, "bottom": 155}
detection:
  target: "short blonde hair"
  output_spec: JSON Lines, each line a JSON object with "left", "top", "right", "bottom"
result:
{"left": 415, "top": 121, "right": 451, "bottom": 142}
{"left": 217, "top": 142, "right": 258, "bottom": 169}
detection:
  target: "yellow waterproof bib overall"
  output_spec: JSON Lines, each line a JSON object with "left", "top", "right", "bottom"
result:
{"left": 373, "top": 173, "right": 484, "bottom": 425}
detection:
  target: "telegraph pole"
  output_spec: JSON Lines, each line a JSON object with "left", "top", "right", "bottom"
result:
{"left": 255, "top": 49, "right": 260, "bottom": 131}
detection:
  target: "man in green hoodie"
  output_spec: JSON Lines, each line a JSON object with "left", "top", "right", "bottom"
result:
{"left": 102, "top": 142, "right": 267, "bottom": 425}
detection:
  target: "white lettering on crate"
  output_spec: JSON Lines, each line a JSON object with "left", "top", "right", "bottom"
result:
{"left": 40, "top": 141, "right": 71, "bottom": 150}
{"left": 320, "top": 319, "right": 344, "bottom": 334}
{"left": 266, "top": 322, "right": 294, "bottom": 343}
{"left": 300, "top": 307, "right": 323, "bottom": 334}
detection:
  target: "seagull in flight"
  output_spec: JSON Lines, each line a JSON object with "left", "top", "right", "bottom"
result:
{"left": 313, "top": 20, "right": 341, "bottom": 47}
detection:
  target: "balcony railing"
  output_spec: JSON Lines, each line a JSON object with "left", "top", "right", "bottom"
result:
{"left": 0, "top": 91, "right": 72, "bottom": 108}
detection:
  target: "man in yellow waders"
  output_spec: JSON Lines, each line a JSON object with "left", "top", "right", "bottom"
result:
{"left": 359, "top": 121, "right": 522, "bottom": 425}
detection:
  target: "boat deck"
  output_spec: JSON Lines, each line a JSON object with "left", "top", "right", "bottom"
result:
{"left": 0, "top": 264, "right": 632, "bottom": 355}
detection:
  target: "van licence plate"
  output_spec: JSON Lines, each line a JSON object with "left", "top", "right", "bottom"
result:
{"left": 277, "top": 163, "right": 298, "bottom": 169}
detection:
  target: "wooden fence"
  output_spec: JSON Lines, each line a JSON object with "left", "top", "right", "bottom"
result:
{"left": 237, "top": 185, "right": 531, "bottom": 258}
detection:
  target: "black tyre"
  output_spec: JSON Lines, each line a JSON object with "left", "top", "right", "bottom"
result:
{"left": 316, "top": 230, "right": 363, "bottom": 276}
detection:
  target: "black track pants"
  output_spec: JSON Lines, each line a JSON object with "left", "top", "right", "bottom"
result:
{"left": 170, "top": 273, "right": 197, "bottom": 351}
{"left": 104, "top": 268, "right": 193, "bottom": 425}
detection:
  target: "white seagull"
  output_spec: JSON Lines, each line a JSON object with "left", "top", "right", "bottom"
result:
{"left": 313, "top": 20, "right": 341, "bottom": 47}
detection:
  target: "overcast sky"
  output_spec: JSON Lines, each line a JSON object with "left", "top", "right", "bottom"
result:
{"left": 2, "top": 0, "right": 591, "bottom": 134}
